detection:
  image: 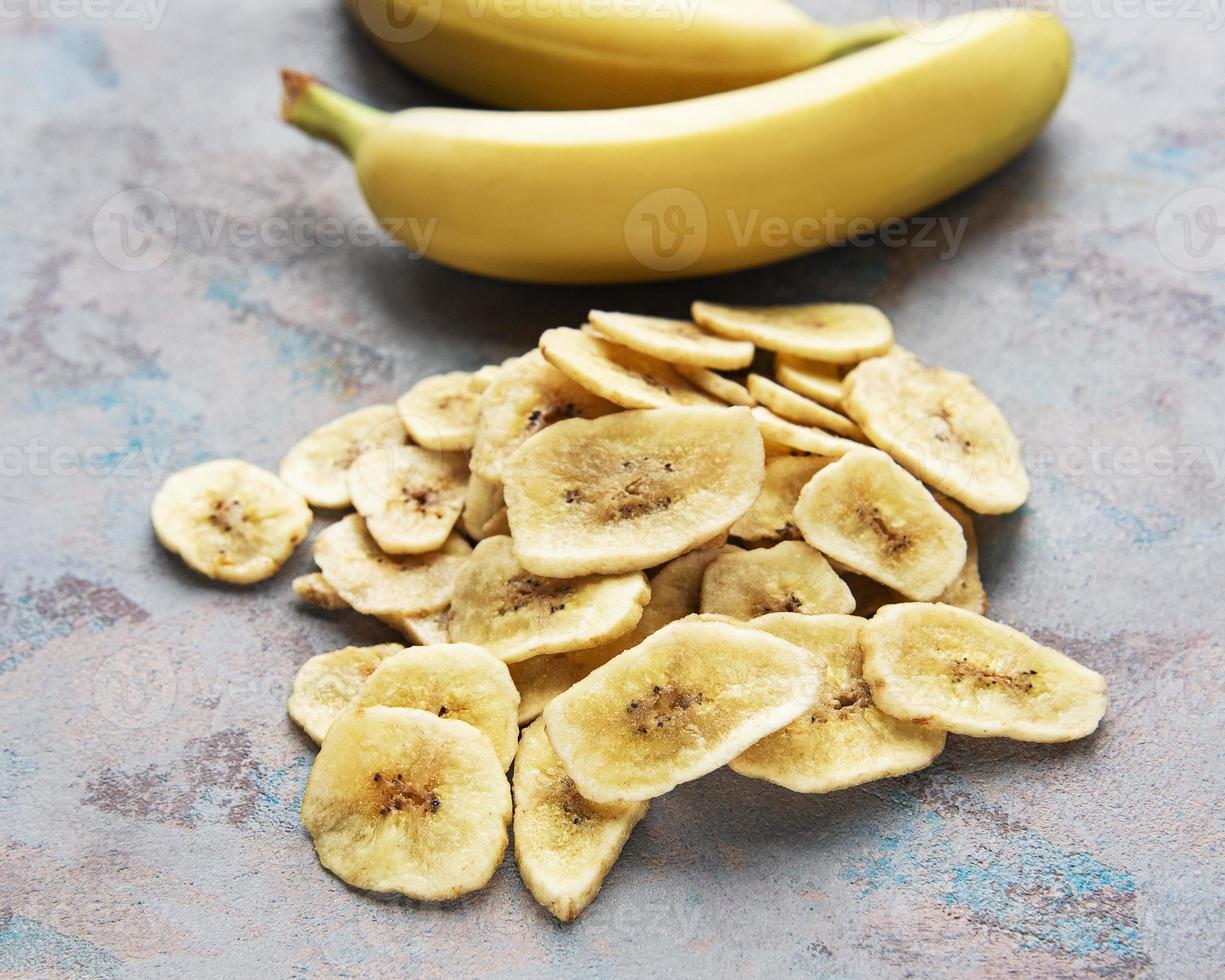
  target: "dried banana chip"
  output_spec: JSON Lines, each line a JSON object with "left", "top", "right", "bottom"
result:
{"left": 514, "top": 718, "right": 648, "bottom": 922}
{"left": 692, "top": 302, "right": 893, "bottom": 364}
{"left": 314, "top": 514, "right": 470, "bottom": 617}
{"left": 301, "top": 706, "right": 511, "bottom": 899}
{"left": 747, "top": 374, "right": 863, "bottom": 439}
{"left": 280, "top": 405, "right": 406, "bottom": 509}
{"left": 151, "top": 459, "right": 312, "bottom": 585}
{"left": 841, "top": 348, "right": 1029, "bottom": 514}
{"left": 504, "top": 407, "right": 765, "bottom": 576}
{"left": 293, "top": 572, "right": 349, "bottom": 610}
{"left": 288, "top": 643, "right": 405, "bottom": 744}
{"left": 381, "top": 607, "right": 452, "bottom": 645}
{"left": 460, "top": 474, "right": 504, "bottom": 541}
{"left": 700, "top": 541, "right": 855, "bottom": 620}
{"left": 729, "top": 453, "right": 831, "bottom": 543}
{"left": 775, "top": 356, "right": 845, "bottom": 408}
{"left": 347, "top": 445, "right": 468, "bottom": 554}
{"left": 931, "top": 496, "right": 988, "bottom": 615}
{"left": 730, "top": 614, "right": 945, "bottom": 792}
{"left": 352, "top": 644, "right": 520, "bottom": 770}
{"left": 510, "top": 655, "right": 593, "bottom": 725}
{"left": 751, "top": 407, "right": 861, "bottom": 458}
{"left": 543, "top": 619, "right": 821, "bottom": 802}
{"left": 861, "top": 604, "right": 1107, "bottom": 742}
{"left": 481, "top": 508, "right": 510, "bottom": 538}
{"left": 587, "top": 310, "right": 754, "bottom": 370}
{"left": 673, "top": 364, "right": 757, "bottom": 407}
{"left": 395, "top": 371, "right": 482, "bottom": 451}
{"left": 448, "top": 536, "right": 650, "bottom": 663}
{"left": 794, "top": 448, "right": 966, "bottom": 601}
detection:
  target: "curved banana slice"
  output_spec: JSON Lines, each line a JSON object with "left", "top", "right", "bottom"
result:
{"left": 730, "top": 614, "right": 945, "bottom": 792}
{"left": 587, "top": 310, "right": 754, "bottom": 370}
{"left": 841, "top": 347, "right": 1029, "bottom": 514}
{"left": 751, "top": 407, "right": 861, "bottom": 458}
{"left": 314, "top": 514, "right": 470, "bottom": 616}
{"left": 730, "top": 453, "right": 831, "bottom": 543}
{"left": 540, "top": 327, "right": 721, "bottom": 409}
{"left": 747, "top": 374, "right": 863, "bottom": 439}
{"left": 151, "top": 459, "right": 312, "bottom": 584}
{"left": 510, "top": 655, "right": 593, "bottom": 725}
{"left": 794, "top": 448, "right": 966, "bottom": 601}
{"left": 692, "top": 302, "right": 893, "bottom": 364}
{"left": 448, "top": 536, "right": 650, "bottom": 663}
{"left": 293, "top": 572, "right": 349, "bottom": 610}
{"left": 352, "top": 644, "right": 520, "bottom": 770}
{"left": 700, "top": 541, "right": 854, "bottom": 619}
{"left": 504, "top": 407, "right": 765, "bottom": 576}
{"left": 381, "top": 606, "right": 452, "bottom": 645}
{"left": 470, "top": 350, "right": 616, "bottom": 482}
{"left": 347, "top": 445, "right": 469, "bottom": 554}
{"left": 288, "top": 643, "right": 406, "bottom": 743}
{"left": 543, "top": 619, "right": 821, "bottom": 802}
{"left": 280, "top": 405, "right": 406, "bottom": 509}
{"left": 395, "top": 371, "right": 483, "bottom": 451}
{"left": 674, "top": 364, "right": 757, "bottom": 407}
{"left": 460, "top": 474, "right": 504, "bottom": 541}
{"left": 775, "top": 356, "right": 845, "bottom": 409}
{"left": 861, "top": 604, "right": 1107, "bottom": 742}
{"left": 301, "top": 706, "right": 511, "bottom": 899}
{"left": 514, "top": 718, "right": 648, "bottom": 922}
{"left": 481, "top": 507, "right": 510, "bottom": 538}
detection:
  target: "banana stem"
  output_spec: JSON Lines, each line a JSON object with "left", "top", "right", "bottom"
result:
{"left": 820, "top": 17, "right": 905, "bottom": 61}
{"left": 280, "top": 69, "right": 388, "bottom": 159}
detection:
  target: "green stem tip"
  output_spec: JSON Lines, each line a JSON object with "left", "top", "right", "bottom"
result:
{"left": 280, "top": 69, "right": 388, "bottom": 158}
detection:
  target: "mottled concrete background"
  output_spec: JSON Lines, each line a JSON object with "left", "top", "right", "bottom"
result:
{"left": 1, "top": 0, "right": 1223, "bottom": 976}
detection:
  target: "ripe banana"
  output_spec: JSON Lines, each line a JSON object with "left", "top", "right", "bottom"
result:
{"left": 346, "top": 0, "right": 899, "bottom": 110}
{"left": 283, "top": 9, "right": 1071, "bottom": 283}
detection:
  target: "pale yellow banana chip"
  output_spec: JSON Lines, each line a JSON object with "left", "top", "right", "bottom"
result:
{"left": 395, "top": 371, "right": 482, "bottom": 451}
{"left": 861, "top": 604, "right": 1107, "bottom": 742}
{"left": 448, "top": 536, "right": 650, "bottom": 664}
{"left": 151, "top": 459, "right": 312, "bottom": 585}
{"left": 587, "top": 310, "right": 754, "bottom": 370}
{"left": 346, "top": 445, "right": 468, "bottom": 555}
{"left": 481, "top": 508, "right": 510, "bottom": 538}
{"left": 751, "top": 407, "right": 862, "bottom": 458}
{"left": 700, "top": 541, "right": 855, "bottom": 619}
{"left": 301, "top": 706, "right": 511, "bottom": 900}
{"left": 729, "top": 453, "right": 831, "bottom": 543}
{"left": 673, "top": 364, "right": 757, "bottom": 406}
{"left": 747, "top": 374, "right": 863, "bottom": 439}
{"left": 460, "top": 474, "right": 504, "bottom": 541}
{"left": 842, "top": 347, "right": 1029, "bottom": 514}
{"left": 543, "top": 619, "right": 821, "bottom": 802}
{"left": 730, "top": 614, "right": 946, "bottom": 792}
{"left": 514, "top": 718, "right": 648, "bottom": 922}
{"left": 692, "top": 302, "right": 893, "bottom": 364}
{"left": 510, "top": 655, "right": 593, "bottom": 725}
{"left": 280, "top": 405, "right": 406, "bottom": 509}
{"left": 794, "top": 448, "right": 966, "bottom": 601}
{"left": 381, "top": 607, "right": 452, "bottom": 645}
{"left": 293, "top": 572, "right": 349, "bottom": 610}
{"left": 288, "top": 643, "right": 406, "bottom": 744}
{"left": 775, "top": 356, "right": 845, "bottom": 408}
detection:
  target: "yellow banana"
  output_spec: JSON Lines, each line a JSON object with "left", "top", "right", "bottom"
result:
{"left": 283, "top": 9, "right": 1071, "bottom": 284}
{"left": 346, "top": 0, "right": 900, "bottom": 110}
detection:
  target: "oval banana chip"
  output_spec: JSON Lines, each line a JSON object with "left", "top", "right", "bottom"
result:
{"left": 775, "top": 356, "right": 845, "bottom": 408}
{"left": 794, "top": 448, "right": 966, "bottom": 601}
{"left": 504, "top": 407, "right": 765, "bottom": 576}
{"left": 151, "top": 459, "right": 313, "bottom": 585}
{"left": 543, "top": 619, "right": 822, "bottom": 802}
{"left": 513, "top": 718, "right": 648, "bottom": 922}
{"left": 395, "top": 371, "right": 483, "bottom": 451}
{"left": 673, "top": 363, "right": 757, "bottom": 406}
{"left": 692, "top": 302, "right": 893, "bottom": 364}
{"left": 280, "top": 405, "right": 406, "bottom": 509}
{"left": 841, "top": 347, "right": 1029, "bottom": 514}
{"left": 293, "top": 572, "right": 349, "bottom": 610}
{"left": 700, "top": 541, "right": 855, "bottom": 620}
{"left": 861, "top": 604, "right": 1107, "bottom": 742}
{"left": 301, "top": 706, "right": 511, "bottom": 900}
{"left": 510, "top": 655, "right": 593, "bottom": 725}
{"left": 381, "top": 606, "right": 452, "bottom": 646}
{"left": 730, "top": 614, "right": 946, "bottom": 793}
{"left": 587, "top": 309, "right": 754, "bottom": 370}
{"left": 751, "top": 406, "right": 862, "bottom": 458}
{"left": 747, "top": 374, "right": 863, "bottom": 439}
{"left": 288, "top": 643, "right": 405, "bottom": 744}
{"left": 460, "top": 474, "right": 504, "bottom": 541}
{"left": 730, "top": 453, "right": 831, "bottom": 543}
{"left": 347, "top": 445, "right": 469, "bottom": 554}
{"left": 448, "top": 536, "right": 650, "bottom": 663}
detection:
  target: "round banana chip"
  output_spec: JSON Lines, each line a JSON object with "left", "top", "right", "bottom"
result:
{"left": 700, "top": 541, "right": 855, "bottom": 620}
{"left": 751, "top": 407, "right": 862, "bottom": 458}
{"left": 381, "top": 607, "right": 452, "bottom": 646}
{"left": 794, "top": 448, "right": 966, "bottom": 602}
{"left": 151, "top": 459, "right": 312, "bottom": 585}
{"left": 460, "top": 474, "right": 504, "bottom": 541}
{"left": 352, "top": 644, "right": 520, "bottom": 770}
{"left": 692, "top": 302, "right": 893, "bottom": 364}
{"left": 510, "top": 655, "right": 593, "bottom": 725}
{"left": 747, "top": 374, "right": 863, "bottom": 439}
{"left": 673, "top": 364, "right": 757, "bottom": 407}
{"left": 301, "top": 706, "right": 511, "bottom": 900}
{"left": 395, "top": 371, "right": 483, "bottom": 451}
{"left": 841, "top": 348, "right": 1029, "bottom": 514}
{"left": 288, "top": 643, "right": 406, "bottom": 744}
{"left": 729, "top": 453, "right": 831, "bottom": 543}
{"left": 775, "top": 356, "right": 845, "bottom": 409}
{"left": 513, "top": 718, "right": 648, "bottom": 922}
{"left": 543, "top": 619, "right": 822, "bottom": 803}
{"left": 293, "top": 572, "right": 349, "bottom": 610}
{"left": 347, "top": 445, "right": 469, "bottom": 554}
{"left": 729, "top": 614, "right": 946, "bottom": 793}
{"left": 314, "top": 515, "right": 471, "bottom": 617}
{"left": 539, "top": 327, "right": 721, "bottom": 409}
{"left": 587, "top": 310, "right": 754, "bottom": 370}
{"left": 469, "top": 350, "right": 616, "bottom": 483}
{"left": 504, "top": 407, "right": 765, "bottom": 577}
{"left": 861, "top": 604, "right": 1108, "bottom": 742}
{"left": 280, "top": 405, "right": 406, "bottom": 509}
{"left": 448, "top": 536, "right": 650, "bottom": 664}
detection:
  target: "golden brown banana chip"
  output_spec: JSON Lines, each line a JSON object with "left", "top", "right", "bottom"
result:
{"left": 481, "top": 508, "right": 510, "bottom": 538}
{"left": 381, "top": 607, "right": 452, "bottom": 646}
{"left": 510, "top": 655, "right": 594, "bottom": 725}
{"left": 747, "top": 374, "right": 863, "bottom": 439}
{"left": 301, "top": 706, "right": 511, "bottom": 900}
{"left": 794, "top": 448, "right": 966, "bottom": 601}
{"left": 293, "top": 572, "right": 349, "bottom": 610}
{"left": 692, "top": 302, "right": 893, "bottom": 364}
{"left": 280, "top": 406, "right": 406, "bottom": 509}
{"left": 699, "top": 541, "right": 855, "bottom": 619}
{"left": 775, "top": 356, "right": 845, "bottom": 408}
{"left": 729, "top": 453, "right": 831, "bottom": 543}
{"left": 460, "top": 474, "right": 504, "bottom": 541}
{"left": 288, "top": 643, "right": 406, "bottom": 743}
{"left": 587, "top": 310, "right": 754, "bottom": 370}
{"left": 513, "top": 718, "right": 648, "bottom": 922}
{"left": 673, "top": 364, "right": 757, "bottom": 406}
{"left": 448, "top": 536, "right": 649, "bottom": 663}
{"left": 841, "top": 347, "right": 1029, "bottom": 514}
{"left": 751, "top": 407, "right": 862, "bottom": 458}
{"left": 861, "top": 604, "right": 1107, "bottom": 742}
{"left": 347, "top": 446, "right": 469, "bottom": 555}
{"left": 730, "top": 614, "right": 946, "bottom": 792}
{"left": 395, "top": 371, "right": 483, "bottom": 451}
{"left": 503, "top": 407, "right": 764, "bottom": 576}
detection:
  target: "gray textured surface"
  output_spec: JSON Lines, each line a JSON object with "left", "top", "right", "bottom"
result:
{"left": 2, "top": 1, "right": 1224, "bottom": 976}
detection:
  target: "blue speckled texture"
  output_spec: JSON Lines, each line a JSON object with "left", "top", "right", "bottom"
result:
{"left": 2, "top": 2, "right": 1223, "bottom": 975}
